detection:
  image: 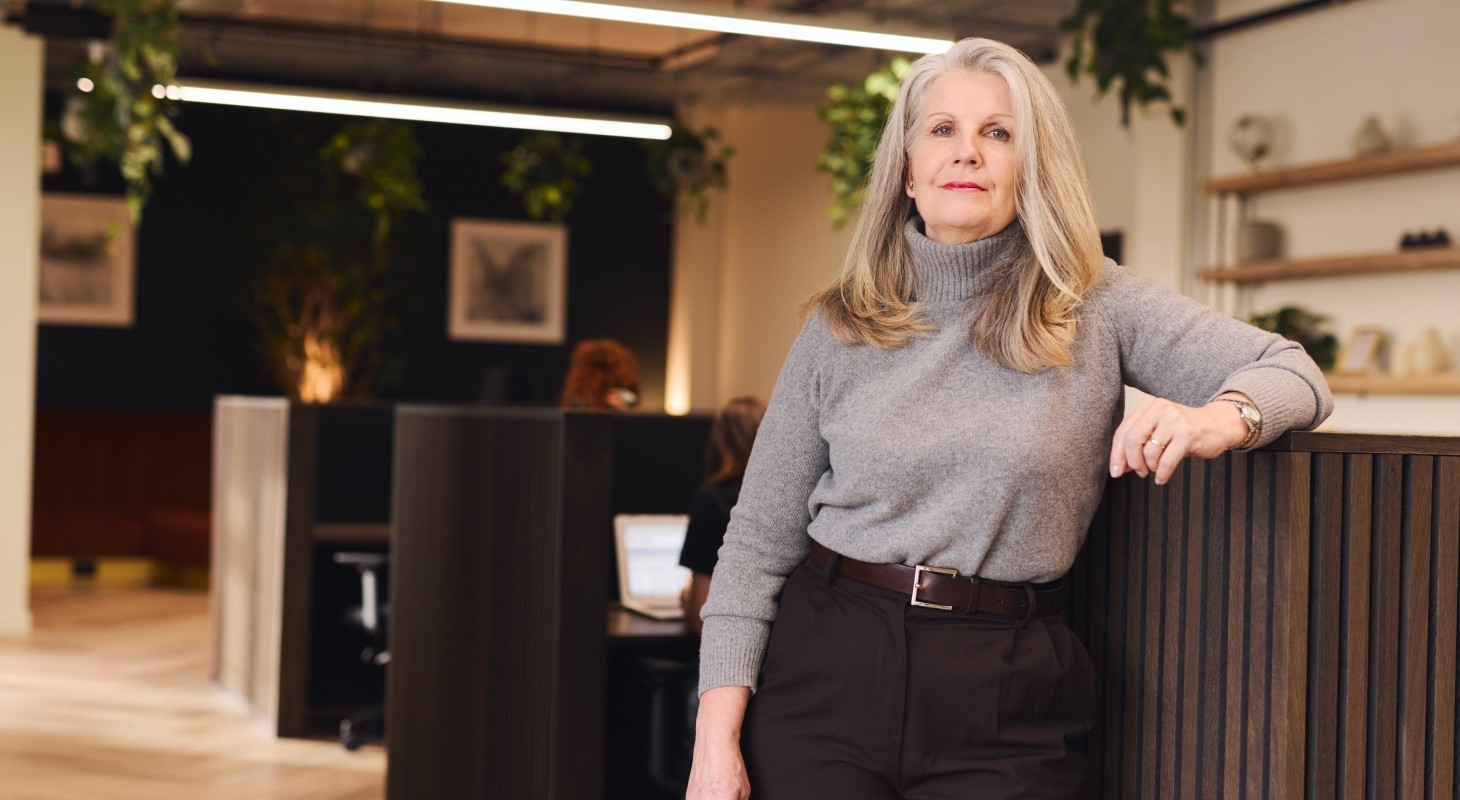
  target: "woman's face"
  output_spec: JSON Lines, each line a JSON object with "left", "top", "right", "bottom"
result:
{"left": 905, "top": 70, "right": 1019, "bottom": 245}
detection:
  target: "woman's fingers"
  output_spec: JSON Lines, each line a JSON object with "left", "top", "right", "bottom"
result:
{"left": 1111, "top": 397, "right": 1225, "bottom": 483}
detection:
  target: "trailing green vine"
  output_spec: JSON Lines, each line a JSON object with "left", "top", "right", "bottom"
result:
{"left": 817, "top": 58, "right": 910, "bottom": 227}
{"left": 500, "top": 132, "right": 592, "bottom": 222}
{"left": 59, "top": 0, "right": 191, "bottom": 220}
{"left": 643, "top": 125, "right": 734, "bottom": 223}
{"left": 1061, "top": 0, "right": 1199, "bottom": 127}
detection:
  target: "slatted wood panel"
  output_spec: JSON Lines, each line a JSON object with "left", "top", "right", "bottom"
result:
{"left": 386, "top": 408, "right": 614, "bottom": 800}
{"left": 1072, "top": 434, "right": 1460, "bottom": 800}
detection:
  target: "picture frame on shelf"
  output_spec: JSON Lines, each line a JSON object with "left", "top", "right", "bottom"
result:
{"left": 447, "top": 218, "right": 567, "bottom": 344}
{"left": 1335, "top": 327, "right": 1385, "bottom": 375}
{"left": 38, "top": 193, "right": 135, "bottom": 327}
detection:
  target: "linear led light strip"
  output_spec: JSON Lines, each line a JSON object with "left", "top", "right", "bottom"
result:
{"left": 434, "top": 0, "right": 952, "bottom": 54}
{"left": 147, "top": 81, "right": 673, "bottom": 140}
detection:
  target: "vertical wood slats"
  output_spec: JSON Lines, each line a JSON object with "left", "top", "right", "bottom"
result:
{"left": 1074, "top": 446, "right": 1460, "bottom": 799}
{"left": 386, "top": 409, "right": 613, "bottom": 800}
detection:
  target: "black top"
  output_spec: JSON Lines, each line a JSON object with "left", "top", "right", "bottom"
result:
{"left": 678, "top": 478, "right": 743, "bottom": 575}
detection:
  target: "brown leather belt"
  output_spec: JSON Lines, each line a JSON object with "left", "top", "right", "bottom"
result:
{"left": 808, "top": 540, "right": 1067, "bottom": 619}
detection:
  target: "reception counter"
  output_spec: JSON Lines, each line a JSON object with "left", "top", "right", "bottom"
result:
{"left": 1070, "top": 431, "right": 1459, "bottom": 800}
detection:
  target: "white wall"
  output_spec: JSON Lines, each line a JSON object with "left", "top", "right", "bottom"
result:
{"left": 0, "top": 28, "right": 42, "bottom": 635}
{"left": 670, "top": 101, "right": 853, "bottom": 407}
{"left": 1207, "top": 0, "right": 1460, "bottom": 433}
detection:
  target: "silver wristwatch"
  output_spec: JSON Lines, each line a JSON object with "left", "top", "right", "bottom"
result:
{"left": 1218, "top": 398, "right": 1262, "bottom": 451}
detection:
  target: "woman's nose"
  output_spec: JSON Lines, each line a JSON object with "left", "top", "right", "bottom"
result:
{"left": 953, "top": 135, "right": 981, "bottom": 165}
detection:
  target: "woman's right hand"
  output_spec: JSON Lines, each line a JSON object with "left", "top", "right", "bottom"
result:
{"left": 686, "top": 685, "right": 752, "bottom": 799}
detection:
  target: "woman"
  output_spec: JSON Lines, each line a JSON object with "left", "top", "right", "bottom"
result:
{"left": 688, "top": 38, "right": 1332, "bottom": 800}
{"left": 558, "top": 338, "right": 641, "bottom": 410}
{"left": 680, "top": 396, "right": 767, "bottom": 634}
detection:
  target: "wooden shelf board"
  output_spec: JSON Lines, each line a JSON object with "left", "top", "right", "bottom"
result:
{"left": 1325, "top": 373, "right": 1460, "bottom": 396}
{"left": 1203, "top": 140, "right": 1460, "bottom": 195}
{"left": 1198, "top": 247, "right": 1460, "bottom": 283}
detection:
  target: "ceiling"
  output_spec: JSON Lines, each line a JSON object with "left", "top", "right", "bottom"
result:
{"left": 14, "top": 0, "right": 1076, "bottom": 114}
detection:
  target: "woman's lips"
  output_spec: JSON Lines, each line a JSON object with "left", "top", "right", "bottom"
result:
{"left": 942, "top": 181, "right": 985, "bottom": 191}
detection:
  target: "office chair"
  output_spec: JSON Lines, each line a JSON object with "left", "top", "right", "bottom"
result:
{"left": 638, "top": 657, "right": 699, "bottom": 794}
{"left": 333, "top": 551, "right": 390, "bottom": 751}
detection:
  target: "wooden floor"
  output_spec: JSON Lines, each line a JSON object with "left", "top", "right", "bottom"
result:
{"left": 0, "top": 586, "right": 385, "bottom": 800}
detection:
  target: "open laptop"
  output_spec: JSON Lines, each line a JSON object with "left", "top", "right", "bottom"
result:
{"left": 614, "top": 514, "right": 691, "bottom": 620}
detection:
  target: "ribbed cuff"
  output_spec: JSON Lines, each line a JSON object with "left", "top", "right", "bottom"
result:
{"left": 1215, "top": 367, "right": 1327, "bottom": 448}
{"left": 697, "top": 615, "right": 771, "bottom": 696}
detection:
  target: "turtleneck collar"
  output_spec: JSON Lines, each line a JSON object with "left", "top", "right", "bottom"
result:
{"left": 904, "top": 216, "right": 1024, "bottom": 303}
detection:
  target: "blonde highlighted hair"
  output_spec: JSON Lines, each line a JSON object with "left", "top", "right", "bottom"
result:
{"left": 807, "top": 38, "right": 1104, "bottom": 373}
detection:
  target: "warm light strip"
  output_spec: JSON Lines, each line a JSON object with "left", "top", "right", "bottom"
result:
{"left": 434, "top": 0, "right": 952, "bottom": 54}
{"left": 173, "top": 81, "right": 673, "bottom": 140}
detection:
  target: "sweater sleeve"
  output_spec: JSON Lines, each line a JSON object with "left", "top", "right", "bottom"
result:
{"left": 697, "top": 317, "right": 831, "bottom": 694}
{"left": 1092, "top": 261, "right": 1334, "bottom": 445}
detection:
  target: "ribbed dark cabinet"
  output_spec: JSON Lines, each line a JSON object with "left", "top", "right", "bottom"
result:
{"left": 1070, "top": 432, "right": 1460, "bottom": 800}
{"left": 386, "top": 407, "right": 710, "bottom": 800}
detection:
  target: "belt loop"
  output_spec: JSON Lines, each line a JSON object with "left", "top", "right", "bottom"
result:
{"left": 1019, "top": 582, "right": 1037, "bottom": 627}
{"left": 821, "top": 552, "right": 842, "bottom": 586}
{"left": 961, "top": 576, "right": 979, "bottom": 615}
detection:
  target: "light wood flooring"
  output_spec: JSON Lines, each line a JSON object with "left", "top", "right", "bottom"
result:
{"left": 0, "top": 586, "right": 385, "bottom": 800}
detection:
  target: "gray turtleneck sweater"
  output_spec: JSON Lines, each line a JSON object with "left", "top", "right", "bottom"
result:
{"left": 698, "top": 219, "right": 1334, "bottom": 693}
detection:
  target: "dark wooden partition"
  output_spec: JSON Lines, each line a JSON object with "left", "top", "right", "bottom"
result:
{"left": 1071, "top": 432, "right": 1460, "bottom": 800}
{"left": 385, "top": 407, "right": 711, "bottom": 800}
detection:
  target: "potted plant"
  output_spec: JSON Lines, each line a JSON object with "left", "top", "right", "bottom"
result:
{"left": 245, "top": 119, "right": 428, "bottom": 403}
{"left": 816, "top": 58, "right": 910, "bottom": 226}
{"left": 59, "top": 0, "right": 191, "bottom": 220}
{"left": 1248, "top": 305, "right": 1339, "bottom": 372}
{"left": 643, "top": 125, "right": 734, "bottom": 223}
{"left": 1061, "top": 0, "right": 1199, "bottom": 127}
{"left": 500, "top": 132, "right": 592, "bottom": 222}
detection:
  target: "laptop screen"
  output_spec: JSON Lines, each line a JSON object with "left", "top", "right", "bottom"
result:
{"left": 616, "top": 515, "right": 691, "bottom": 601}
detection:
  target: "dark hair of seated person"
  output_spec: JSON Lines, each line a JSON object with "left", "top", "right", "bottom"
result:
{"left": 679, "top": 396, "right": 766, "bottom": 632}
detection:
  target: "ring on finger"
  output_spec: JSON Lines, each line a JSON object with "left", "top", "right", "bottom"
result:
{"left": 1147, "top": 438, "right": 1167, "bottom": 450}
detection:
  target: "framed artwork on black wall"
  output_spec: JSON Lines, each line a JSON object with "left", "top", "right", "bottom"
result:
{"left": 448, "top": 218, "right": 567, "bottom": 344}
{"left": 38, "top": 193, "right": 135, "bottom": 327}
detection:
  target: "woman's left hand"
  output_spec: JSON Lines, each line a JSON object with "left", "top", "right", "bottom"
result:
{"left": 1109, "top": 393, "right": 1253, "bottom": 485}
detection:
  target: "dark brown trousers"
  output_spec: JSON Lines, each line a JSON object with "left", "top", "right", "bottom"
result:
{"left": 742, "top": 561, "right": 1095, "bottom": 800}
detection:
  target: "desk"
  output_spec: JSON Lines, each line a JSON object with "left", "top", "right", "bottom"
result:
{"left": 608, "top": 605, "right": 695, "bottom": 645}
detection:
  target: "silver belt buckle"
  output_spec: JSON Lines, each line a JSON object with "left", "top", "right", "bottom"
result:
{"left": 911, "top": 564, "right": 959, "bottom": 611}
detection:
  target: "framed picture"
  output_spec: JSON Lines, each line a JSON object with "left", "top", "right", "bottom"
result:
{"left": 448, "top": 218, "right": 567, "bottom": 344}
{"left": 1335, "top": 327, "right": 1385, "bottom": 375}
{"left": 38, "top": 193, "right": 135, "bottom": 327}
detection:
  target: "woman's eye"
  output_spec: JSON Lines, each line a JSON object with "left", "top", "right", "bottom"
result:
{"left": 987, "top": 128, "right": 1010, "bottom": 140}
{"left": 933, "top": 124, "right": 954, "bottom": 136}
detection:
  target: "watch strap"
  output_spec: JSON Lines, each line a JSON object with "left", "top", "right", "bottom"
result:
{"left": 1217, "top": 398, "right": 1261, "bottom": 451}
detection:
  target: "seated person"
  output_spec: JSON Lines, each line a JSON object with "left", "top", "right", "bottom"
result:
{"left": 678, "top": 397, "right": 766, "bottom": 634}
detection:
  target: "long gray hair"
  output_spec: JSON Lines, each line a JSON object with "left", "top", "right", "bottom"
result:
{"left": 807, "top": 38, "right": 1103, "bottom": 372}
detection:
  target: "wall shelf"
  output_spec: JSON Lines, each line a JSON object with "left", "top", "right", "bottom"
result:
{"left": 1325, "top": 372, "right": 1460, "bottom": 396}
{"left": 1198, "top": 247, "right": 1460, "bottom": 283}
{"left": 1204, "top": 140, "right": 1460, "bottom": 195}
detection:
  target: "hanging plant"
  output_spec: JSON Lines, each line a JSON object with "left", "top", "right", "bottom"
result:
{"left": 1061, "top": 0, "right": 1199, "bottom": 127}
{"left": 499, "top": 132, "right": 592, "bottom": 222}
{"left": 247, "top": 119, "right": 428, "bottom": 403}
{"left": 59, "top": 0, "right": 191, "bottom": 221}
{"left": 817, "top": 58, "right": 910, "bottom": 227}
{"left": 1248, "top": 305, "right": 1338, "bottom": 372}
{"left": 643, "top": 126, "right": 734, "bottom": 224}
